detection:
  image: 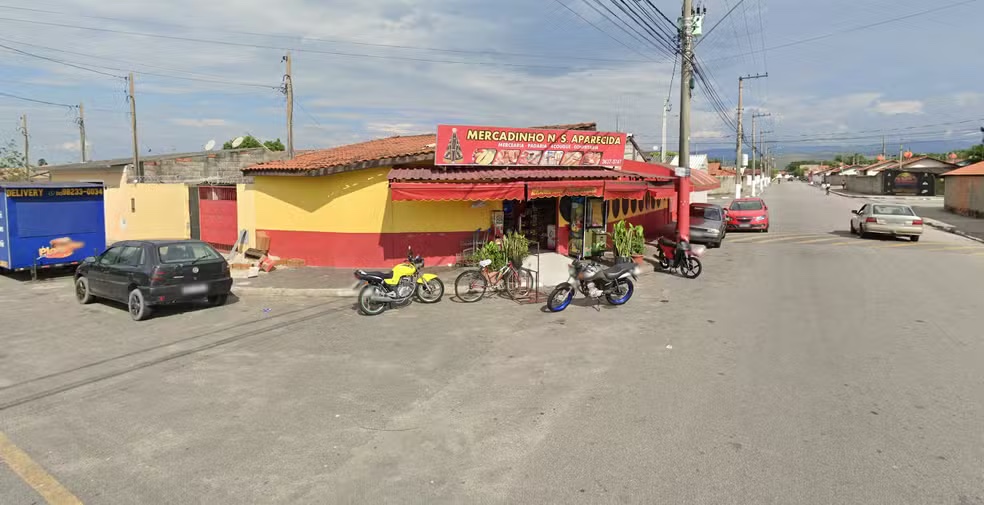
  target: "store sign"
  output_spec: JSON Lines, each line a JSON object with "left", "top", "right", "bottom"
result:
{"left": 436, "top": 124, "right": 626, "bottom": 167}
{"left": 529, "top": 186, "right": 604, "bottom": 198}
{"left": 5, "top": 187, "right": 104, "bottom": 198}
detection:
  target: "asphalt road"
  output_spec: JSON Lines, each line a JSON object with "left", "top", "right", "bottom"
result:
{"left": 1, "top": 181, "right": 982, "bottom": 504}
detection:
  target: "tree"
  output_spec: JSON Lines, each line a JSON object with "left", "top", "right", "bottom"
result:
{"left": 222, "top": 135, "right": 286, "bottom": 151}
{"left": 961, "top": 144, "right": 984, "bottom": 163}
{"left": 0, "top": 139, "right": 28, "bottom": 181}
{"left": 263, "top": 138, "right": 285, "bottom": 151}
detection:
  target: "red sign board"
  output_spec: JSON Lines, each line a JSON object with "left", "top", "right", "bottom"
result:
{"left": 436, "top": 124, "right": 626, "bottom": 168}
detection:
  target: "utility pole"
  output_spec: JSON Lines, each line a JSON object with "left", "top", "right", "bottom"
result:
{"left": 128, "top": 72, "right": 141, "bottom": 179}
{"left": 284, "top": 52, "right": 295, "bottom": 159}
{"left": 19, "top": 114, "right": 29, "bottom": 181}
{"left": 676, "top": 0, "right": 694, "bottom": 242}
{"left": 750, "top": 113, "right": 770, "bottom": 197}
{"left": 734, "top": 73, "right": 767, "bottom": 199}
{"left": 78, "top": 102, "right": 87, "bottom": 163}
{"left": 759, "top": 130, "right": 773, "bottom": 191}
{"left": 660, "top": 98, "right": 670, "bottom": 163}
{"left": 882, "top": 135, "right": 886, "bottom": 159}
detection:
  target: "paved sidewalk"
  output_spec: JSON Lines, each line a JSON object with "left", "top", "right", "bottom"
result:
{"left": 830, "top": 189, "right": 943, "bottom": 202}
{"left": 233, "top": 265, "right": 468, "bottom": 297}
{"left": 911, "top": 205, "right": 984, "bottom": 243}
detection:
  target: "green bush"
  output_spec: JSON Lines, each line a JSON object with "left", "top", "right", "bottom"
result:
{"left": 472, "top": 241, "right": 507, "bottom": 271}
{"left": 613, "top": 220, "right": 645, "bottom": 256}
{"left": 501, "top": 232, "right": 530, "bottom": 266}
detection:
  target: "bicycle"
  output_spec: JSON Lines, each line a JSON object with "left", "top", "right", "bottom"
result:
{"left": 454, "top": 259, "right": 535, "bottom": 302}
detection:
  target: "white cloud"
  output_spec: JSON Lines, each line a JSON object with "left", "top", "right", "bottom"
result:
{"left": 870, "top": 100, "right": 924, "bottom": 115}
{"left": 366, "top": 123, "right": 429, "bottom": 136}
{"left": 58, "top": 140, "right": 93, "bottom": 151}
{"left": 170, "top": 118, "right": 229, "bottom": 127}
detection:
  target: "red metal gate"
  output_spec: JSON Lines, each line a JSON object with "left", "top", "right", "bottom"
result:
{"left": 198, "top": 186, "right": 238, "bottom": 249}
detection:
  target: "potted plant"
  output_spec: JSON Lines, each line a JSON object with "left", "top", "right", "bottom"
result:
{"left": 501, "top": 232, "right": 530, "bottom": 268}
{"left": 630, "top": 224, "right": 646, "bottom": 264}
{"left": 612, "top": 220, "right": 634, "bottom": 263}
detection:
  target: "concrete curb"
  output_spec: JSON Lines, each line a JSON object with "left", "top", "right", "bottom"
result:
{"left": 922, "top": 219, "right": 984, "bottom": 245}
{"left": 830, "top": 190, "right": 942, "bottom": 202}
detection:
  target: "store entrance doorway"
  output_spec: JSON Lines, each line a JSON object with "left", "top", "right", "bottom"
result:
{"left": 503, "top": 198, "right": 558, "bottom": 251}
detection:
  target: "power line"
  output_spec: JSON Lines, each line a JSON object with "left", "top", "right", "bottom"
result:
{"left": 574, "top": 0, "right": 675, "bottom": 60}
{"left": 694, "top": 0, "right": 745, "bottom": 47}
{"left": 0, "top": 16, "right": 626, "bottom": 71}
{"left": 0, "top": 90, "right": 76, "bottom": 109}
{"left": 0, "top": 41, "right": 124, "bottom": 78}
{"left": 605, "top": 0, "right": 679, "bottom": 56}
{"left": 704, "top": 0, "right": 978, "bottom": 63}
{"left": 550, "top": 0, "right": 660, "bottom": 61}
{"left": 0, "top": 3, "right": 655, "bottom": 65}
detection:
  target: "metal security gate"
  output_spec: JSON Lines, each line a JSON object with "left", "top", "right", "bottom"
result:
{"left": 198, "top": 186, "right": 238, "bottom": 250}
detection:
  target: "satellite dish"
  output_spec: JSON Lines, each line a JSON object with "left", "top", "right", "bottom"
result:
{"left": 204, "top": 140, "right": 216, "bottom": 151}
{"left": 231, "top": 136, "right": 245, "bottom": 148}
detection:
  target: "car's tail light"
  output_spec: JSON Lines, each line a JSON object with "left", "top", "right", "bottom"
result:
{"left": 912, "top": 219, "right": 923, "bottom": 225}
{"left": 150, "top": 266, "right": 167, "bottom": 284}
{"left": 865, "top": 217, "right": 877, "bottom": 223}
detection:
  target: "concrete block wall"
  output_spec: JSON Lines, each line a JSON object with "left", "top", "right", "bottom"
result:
{"left": 710, "top": 176, "right": 735, "bottom": 195}
{"left": 142, "top": 149, "right": 287, "bottom": 182}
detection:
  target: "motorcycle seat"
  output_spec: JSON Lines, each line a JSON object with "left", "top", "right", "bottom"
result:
{"left": 357, "top": 269, "right": 393, "bottom": 280}
{"left": 658, "top": 237, "right": 677, "bottom": 248}
{"left": 602, "top": 263, "right": 636, "bottom": 279}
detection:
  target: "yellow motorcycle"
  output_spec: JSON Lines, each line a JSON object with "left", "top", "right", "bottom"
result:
{"left": 354, "top": 247, "right": 444, "bottom": 315}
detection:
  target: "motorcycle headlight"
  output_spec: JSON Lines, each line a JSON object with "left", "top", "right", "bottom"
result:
{"left": 754, "top": 216, "right": 767, "bottom": 222}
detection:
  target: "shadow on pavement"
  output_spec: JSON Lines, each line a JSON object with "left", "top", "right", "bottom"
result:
{"left": 1, "top": 266, "right": 77, "bottom": 283}
{"left": 95, "top": 293, "right": 242, "bottom": 320}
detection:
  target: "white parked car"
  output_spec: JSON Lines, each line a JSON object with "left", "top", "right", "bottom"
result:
{"left": 850, "top": 203, "right": 924, "bottom": 242}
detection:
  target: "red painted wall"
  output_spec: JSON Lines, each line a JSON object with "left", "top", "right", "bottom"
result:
{"left": 258, "top": 229, "right": 474, "bottom": 268}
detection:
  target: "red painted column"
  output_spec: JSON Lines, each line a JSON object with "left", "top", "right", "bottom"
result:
{"left": 676, "top": 176, "right": 691, "bottom": 241}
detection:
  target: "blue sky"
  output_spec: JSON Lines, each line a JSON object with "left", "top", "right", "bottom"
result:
{"left": 0, "top": 0, "right": 982, "bottom": 165}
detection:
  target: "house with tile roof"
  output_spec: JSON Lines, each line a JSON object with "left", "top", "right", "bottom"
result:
{"left": 242, "top": 123, "right": 718, "bottom": 268}
{"left": 845, "top": 156, "right": 957, "bottom": 196}
{"left": 941, "top": 161, "right": 984, "bottom": 217}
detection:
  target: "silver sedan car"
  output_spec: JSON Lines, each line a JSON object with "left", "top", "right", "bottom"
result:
{"left": 850, "top": 203, "right": 924, "bottom": 241}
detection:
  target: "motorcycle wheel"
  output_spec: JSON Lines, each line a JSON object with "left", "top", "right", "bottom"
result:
{"left": 681, "top": 257, "right": 703, "bottom": 279}
{"left": 358, "top": 285, "right": 388, "bottom": 316}
{"left": 655, "top": 250, "right": 670, "bottom": 270}
{"left": 547, "top": 283, "right": 575, "bottom": 312}
{"left": 605, "top": 279, "right": 634, "bottom": 305}
{"left": 416, "top": 278, "right": 444, "bottom": 303}
{"left": 454, "top": 270, "right": 487, "bottom": 303}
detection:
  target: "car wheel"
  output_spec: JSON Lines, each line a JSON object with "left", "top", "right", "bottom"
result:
{"left": 75, "top": 277, "right": 94, "bottom": 304}
{"left": 910, "top": 235, "right": 920, "bottom": 242}
{"left": 850, "top": 222, "right": 856, "bottom": 234}
{"left": 858, "top": 225, "right": 868, "bottom": 239}
{"left": 208, "top": 294, "right": 229, "bottom": 307}
{"left": 128, "top": 288, "right": 152, "bottom": 321}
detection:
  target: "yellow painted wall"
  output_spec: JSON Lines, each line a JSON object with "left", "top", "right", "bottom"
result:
{"left": 49, "top": 169, "right": 126, "bottom": 188}
{"left": 253, "top": 168, "right": 502, "bottom": 234}
{"left": 236, "top": 184, "right": 257, "bottom": 248}
{"left": 104, "top": 183, "right": 190, "bottom": 243}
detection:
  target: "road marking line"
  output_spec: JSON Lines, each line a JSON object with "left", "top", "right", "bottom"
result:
{"left": 752, "top": 235, "right": 825, "bottom": 244}
{"left": 796, "top": 237, "right": 844, "bottom": 244}
{"left": 826, "top": 241, "right": 857, "bottom": 246}
{"left": 0, "top": 432, "right": 83, "bottom": 505}
{"left": 729, "top": 234, "right": 816, "bottom": 243}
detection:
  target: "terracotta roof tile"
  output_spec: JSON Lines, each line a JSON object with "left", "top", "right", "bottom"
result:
{"left": 244, "top": 123, "right": 599, "bottom": 173}
{"left": 244, "top": 134, "right": 436, "bottom": 172}
{"left": 942, "top": 160, "right": 984, "bottom": 176}
{"left": 388, "top": 166, "right": 628, "bottom": 182}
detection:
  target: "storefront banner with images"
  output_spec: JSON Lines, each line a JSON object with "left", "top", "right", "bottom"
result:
{"left": 390, "top": 182, "right": 525, "bottom": 202}
{"left": 527, "top": 180, "right": 605, "bottom": 199}
{"left": 436, "top": 125, "right": 626, "bottom": 168}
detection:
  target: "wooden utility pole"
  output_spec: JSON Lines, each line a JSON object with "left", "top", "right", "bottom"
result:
{"left": 78, "top": 102, "right": 87, "bottom": 162}
{"left": 284, "top": 52, "right": 295, "bottom": 159}
{"left": 128, "top": 72, "right": 140, "bottom": 178}
{"left": 20, "top": 114, "right": 29, "bottom": 180}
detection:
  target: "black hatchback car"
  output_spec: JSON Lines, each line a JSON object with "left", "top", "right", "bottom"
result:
{"left": 75, "top": 239, "right": 233, "bottom": 321}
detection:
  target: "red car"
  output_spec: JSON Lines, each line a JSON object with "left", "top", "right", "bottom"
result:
{"left": 727, "top": 198, "right": 770, "bottom": 232}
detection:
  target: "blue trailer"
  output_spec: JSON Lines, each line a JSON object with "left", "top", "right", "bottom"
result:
{"left": 0, "top": 182, "right": 107, "bottom": 275}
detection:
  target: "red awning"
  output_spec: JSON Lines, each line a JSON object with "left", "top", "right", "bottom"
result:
{"left": 604, "top": 181, "right": 648, "bottom": 200}
{"left": 648, "top": 184, "right": 676, "bottom": 199}
{"left": 621, "top": 159, "right": 676, "bottom": 180}
{"left": 390, "top": 182, "right": 525, "bottom": 201}
{"left": 527, "top": 180, "right": 605, "bottom": 199}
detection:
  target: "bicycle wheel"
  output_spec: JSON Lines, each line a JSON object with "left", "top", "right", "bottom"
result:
{"left": 504, "top": 267, "right": 534, "bottom": 299}
{"left": 454, "top": 270, "right": 487, "bottom": 303}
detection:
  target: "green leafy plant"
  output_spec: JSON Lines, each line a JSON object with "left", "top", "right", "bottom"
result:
{"left": 472, "top": 241, "right": 507, "bottom": 271}
{"left": 630, "top": 224, "right": 646, "bottom": 255}
{"left": 501, "top": 232, "right": 530, "bottom": 267}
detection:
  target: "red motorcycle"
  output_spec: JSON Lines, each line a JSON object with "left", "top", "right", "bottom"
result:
{"left": 655, "top": 237, "right": 704, "bottom": 279}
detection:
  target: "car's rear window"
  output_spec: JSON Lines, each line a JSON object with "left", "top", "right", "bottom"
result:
{"left": 872, "top": 205, "right": 914, "bottom": 216}
{"left": 691, "top": 207, "right": 722, "bottom": 220}
{"left": 158, "top": 243, "right": 222, "bottom": 263}
{"left": 730, "top": 201, "right": 764, "bottom": 211}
